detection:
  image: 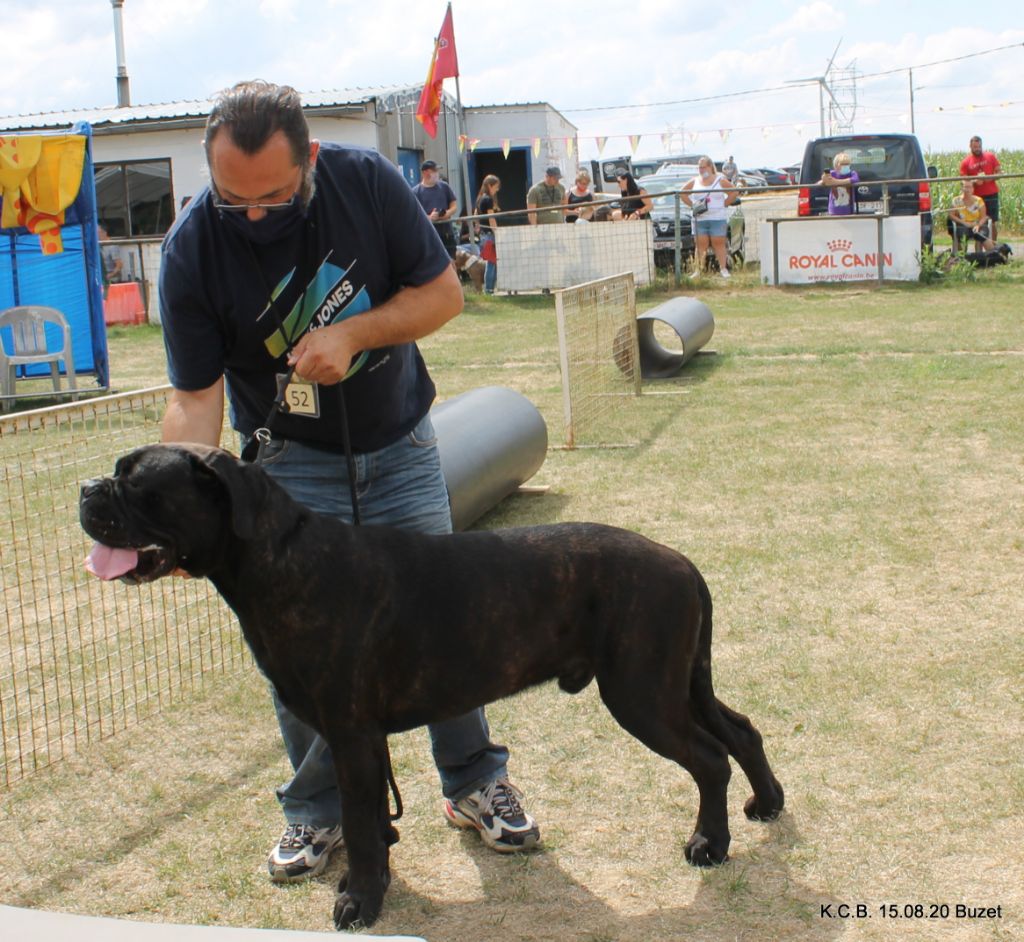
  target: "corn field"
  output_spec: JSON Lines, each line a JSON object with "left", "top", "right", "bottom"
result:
{"left": 927, "top": 148, "right": 1023, "bottom": 234}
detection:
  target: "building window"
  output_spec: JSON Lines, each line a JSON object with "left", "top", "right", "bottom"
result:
{"left": 95, "top": 159, "right": 174, "bottom": 238}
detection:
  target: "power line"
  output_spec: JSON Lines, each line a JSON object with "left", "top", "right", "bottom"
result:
{"left": 551, "top": 41, "right": 1023, "bottom": 117}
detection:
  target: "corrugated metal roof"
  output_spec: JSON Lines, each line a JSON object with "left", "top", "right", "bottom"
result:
{"left": 0, "top": 84, "right": 420, "bottom": 132}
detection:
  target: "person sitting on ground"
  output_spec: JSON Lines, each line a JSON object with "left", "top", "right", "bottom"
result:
{"left": 947, "top": 179, "right": 996, "bottom": 256}
{"left": 820, "top": 152, "right": 859, "bottom": 216}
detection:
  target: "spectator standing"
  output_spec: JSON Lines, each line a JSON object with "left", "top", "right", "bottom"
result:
{"left": 722, "top": 155, "right": 738, "bottom": 184}
{"left": 564, "top": 169, "right": 593, "bottom": 223}
{"left": 526, "top": 166, "right": 565, "bottom": 225}
{"left": 412, "top": 160, "right": 458, "bottom": 259}
{"left": 820, "top": 152, "right": 859, "bottom": 216}
{"left": 158, "top": 82, "right": 539, "bottom": 885}
{"left": 476, "top": 174, "right": 501, "bottom": 294}
{"left": 959, "top": 135, "right": 1001, "bottom": 242}
{"left": 681, "top": 155, "right": 737, "bottom": 278}
{"left": 98, "top": 225, "right": 132, "bottom": 284}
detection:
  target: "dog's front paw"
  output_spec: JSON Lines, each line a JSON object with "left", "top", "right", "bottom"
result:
{"left": 333, "top": 887, "right": 381, "bottom": 931}
{"left": 684, "top": 831, "right": 729, "bottom": 867}
{"left": 333, "top": 867, "right": 390, "bottom": 931}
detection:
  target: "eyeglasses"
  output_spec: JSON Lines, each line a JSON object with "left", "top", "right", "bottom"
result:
{"left": 213, "top": 192, "right": 300, "bottom": 214}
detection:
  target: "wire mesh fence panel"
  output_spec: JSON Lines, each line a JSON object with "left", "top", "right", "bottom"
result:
{"left": 739, "top": 193, "right": 798, "bottom": 263}
{"left": 0, "top": 388, "right": 247, "bottom": 789}
{"left": 554, "top": 273, "right": 642, "bottom": 449}
{"left": 494, "top": 221, "right": 654, "bottom": 293}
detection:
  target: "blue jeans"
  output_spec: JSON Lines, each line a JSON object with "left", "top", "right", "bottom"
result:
{"left": 482, "top": 235, "right": 497, "bottom": 293}
{"left": 256, "top": 414, "right": 510, "bottom": 826}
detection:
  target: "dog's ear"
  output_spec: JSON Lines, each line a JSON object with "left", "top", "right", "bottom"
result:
{"left": 195, "top": 448, "right": 264, "bottom": 539}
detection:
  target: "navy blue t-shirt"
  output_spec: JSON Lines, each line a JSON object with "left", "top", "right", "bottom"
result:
{"left": 159, "top": 143, "right": 451, "bottom": 452}
{"left": 411, "top": 180, "right": 457, "bottom": 218}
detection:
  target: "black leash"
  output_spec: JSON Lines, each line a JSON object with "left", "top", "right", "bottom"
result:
{"left": 241, "top": 219, "right": 362, "bottom": 525}
{"left": 240, "top": 222, "right": 400, "bottom": 814}
{"left": 250, "top": 365, "right": 362, "bottom": 527}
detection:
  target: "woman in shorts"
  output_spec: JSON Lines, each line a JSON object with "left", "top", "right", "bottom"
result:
{"left": 682, "top": 156, "right": 738, "bottom": 278}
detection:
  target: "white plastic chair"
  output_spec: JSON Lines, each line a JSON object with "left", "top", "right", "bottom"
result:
{"left": 0, "top": 305, "right": 78, "bottom": 412}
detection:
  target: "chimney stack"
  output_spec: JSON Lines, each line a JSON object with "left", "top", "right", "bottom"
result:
{"left": 111, "top": 0, "right": 131, "bottom": 107}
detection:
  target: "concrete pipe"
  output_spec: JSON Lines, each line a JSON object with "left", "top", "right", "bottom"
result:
{"left": 635, "top": 297, "right": 715, "bottom": 379}
{"left": 432, "top": 386, "right": 548, "bottom": 531}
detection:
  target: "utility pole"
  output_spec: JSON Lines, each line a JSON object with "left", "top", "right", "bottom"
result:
{"left": 908, "top": 68, "right": 915, "bottom": 133}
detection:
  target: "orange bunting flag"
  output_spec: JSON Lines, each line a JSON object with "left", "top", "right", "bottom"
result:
{"left": 458, "top": 134, "right": 467, "bottom": 153}
{"left": 628, "top": 135, "right": 641, "bottom": 155}
{"left": 415, "top": 4, "right": 459, "bottom": 139}
{"left": 533, "top": 137, "right": 541, "bottom": 158}
{"left": 596, "top": 136, "right": 607, "bottom": 155}
{"left": 566, "top": 137, "right": 574, "bottom": 158}
{"left": 469, "top": 138, "right": 480, "bottom": 152}
{"left": 501, "top": 139, "right": 511, "bottom": 159}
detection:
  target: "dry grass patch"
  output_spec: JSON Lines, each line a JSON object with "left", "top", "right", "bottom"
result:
{"left": 3, "top": 275, "right": 1023, "bottom": 940}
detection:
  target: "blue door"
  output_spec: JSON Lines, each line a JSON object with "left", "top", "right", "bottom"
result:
{"left": 397, "top": 148, "right": 421, "bottom": 186}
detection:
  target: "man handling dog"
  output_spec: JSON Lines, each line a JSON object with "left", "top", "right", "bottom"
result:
{"left": 158, "top": 80, "right": 540, "bottom": 886}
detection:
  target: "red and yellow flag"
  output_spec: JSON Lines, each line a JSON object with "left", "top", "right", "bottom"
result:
{"left": 415, "top": 5, "right": 459, "bottom": 139}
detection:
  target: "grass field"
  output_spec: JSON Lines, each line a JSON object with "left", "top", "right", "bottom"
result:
{"left": 3, "top": 269, "right": 1023, "bottom": 941}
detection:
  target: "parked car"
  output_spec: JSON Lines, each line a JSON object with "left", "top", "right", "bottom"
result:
{"left": 797, "top": 133, "right": 937, "bottom": 246}
{"left": 639, "top": 169, "right": 745, "bottom": 269}
{"left": 734, "top": 170, "right": 768, "bottom": 192}
{"left": 749, "top": 167, "right": 793, "bottom": 187}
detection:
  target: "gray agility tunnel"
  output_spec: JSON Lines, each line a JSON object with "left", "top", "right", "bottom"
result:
{"left": 634, "top": 296, "right": 715, "bottom": 379}
{"left": 432, "top": 386, "right": 548, "bottom": 531}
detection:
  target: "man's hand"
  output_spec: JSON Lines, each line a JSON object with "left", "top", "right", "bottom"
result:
{"left": 288, "top": 322, "right": 358, "bottom": 385}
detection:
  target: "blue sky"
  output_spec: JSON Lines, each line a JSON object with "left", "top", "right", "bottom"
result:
{"left": 1, "top": 0, "right": 1021, "bottom": 168}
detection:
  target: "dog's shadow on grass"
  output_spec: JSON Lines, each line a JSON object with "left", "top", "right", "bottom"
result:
{"left": 377, "top": 811, "right": 845, "bottom": 941}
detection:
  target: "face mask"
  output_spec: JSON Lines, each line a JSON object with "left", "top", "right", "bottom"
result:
{"left": 218, "top": 192, "right": 307, "bottom": 245}
{"left": 837, "top": 165, "right": 851, "bottom": 176}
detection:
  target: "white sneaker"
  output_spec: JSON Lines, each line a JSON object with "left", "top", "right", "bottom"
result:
{"left": 267, "top": 823, "right": 344, "bottom": 883}
{"left": 720, "top": 269, "right": 731, "bottom": 279}
{"left": 688, "top": 270, "right": 702, "bottom": 280}
{"left": 443, "top": 777, "right": 540, "bottom": 852}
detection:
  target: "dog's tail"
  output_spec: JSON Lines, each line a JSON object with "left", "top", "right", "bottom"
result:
{"left": 689, "top": 566, "right": 718, "bottom": 709}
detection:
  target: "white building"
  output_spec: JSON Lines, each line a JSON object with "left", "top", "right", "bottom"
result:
{"left": 1, "top": 87, "right": 577, "bottom": 321}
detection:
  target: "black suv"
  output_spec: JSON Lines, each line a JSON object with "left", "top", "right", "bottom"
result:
{"left": 797, "top": 133, "right": 937, "bottom": 246}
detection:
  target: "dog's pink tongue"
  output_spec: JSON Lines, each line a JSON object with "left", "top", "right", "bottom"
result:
{"left": 85, "top": 543, "right": 138, "bottom": 580}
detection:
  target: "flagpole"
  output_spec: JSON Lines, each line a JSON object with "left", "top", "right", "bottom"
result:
{"left": 454, "top": 72, "right": 474, "bottom": 238}
{"left": 447, "top": 4, "right": 474, "bottom": 235}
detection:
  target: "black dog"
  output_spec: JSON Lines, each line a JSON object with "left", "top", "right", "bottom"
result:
{"left": 80, "top": 443, "right": 784, "bottom": 930}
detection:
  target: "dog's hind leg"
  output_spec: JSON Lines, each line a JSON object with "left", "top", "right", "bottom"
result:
{"left": 596, "top": 678, "right": 732, "bottom": 866}
{"left": 698, "top": 698, "right": 784, "bottom": 822}
{"left": 689, "top": 577, "right": 785, "bottom": 822}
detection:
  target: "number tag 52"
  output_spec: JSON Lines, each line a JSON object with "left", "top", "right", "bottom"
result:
{"left": 276, "top": 372, "right": 321, "bottom": 418}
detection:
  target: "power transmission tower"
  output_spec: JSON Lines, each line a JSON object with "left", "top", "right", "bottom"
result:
{"left": 826, "top": 60, "right": 859, "bottom": 133}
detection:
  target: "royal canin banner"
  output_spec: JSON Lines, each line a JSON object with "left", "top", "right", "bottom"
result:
{"left": 760, "top": 217, "right": 921, "bottom": 284}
